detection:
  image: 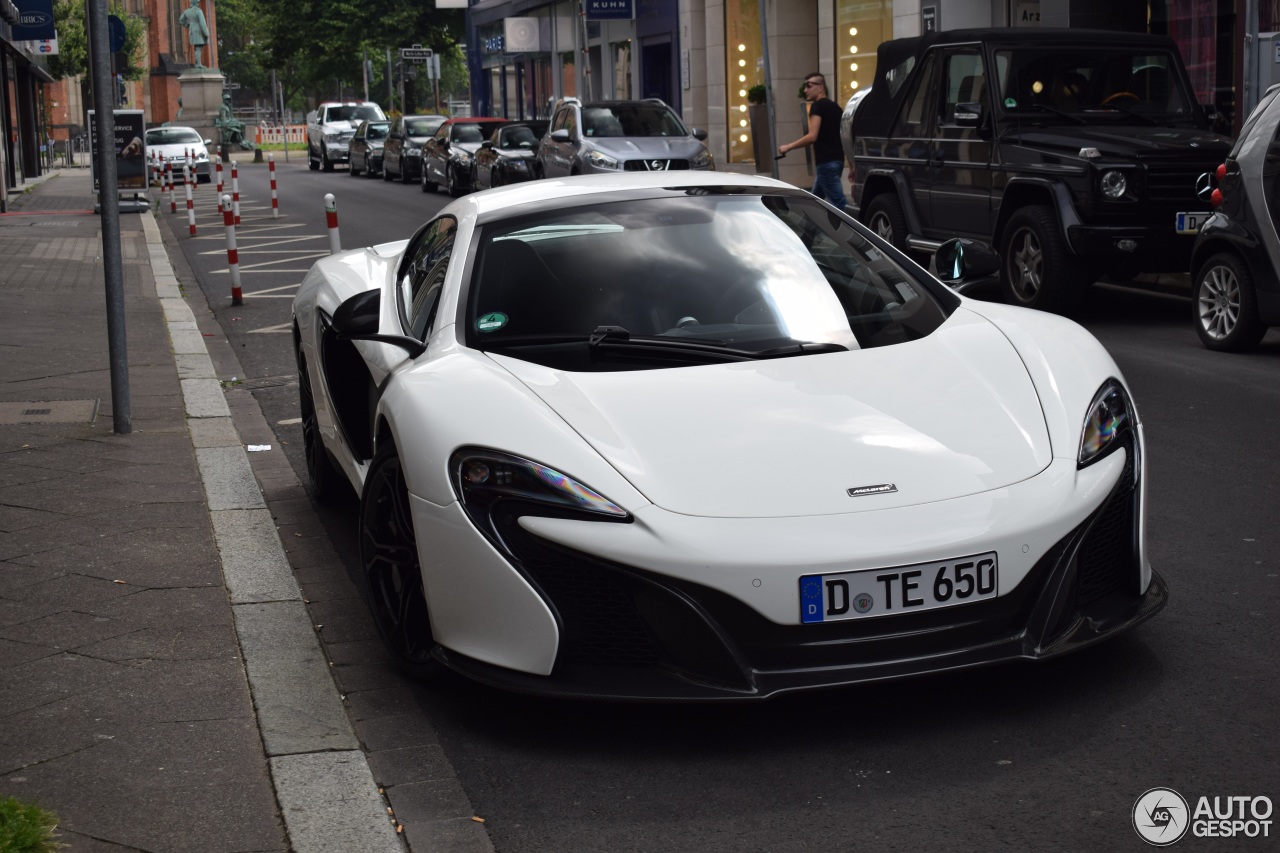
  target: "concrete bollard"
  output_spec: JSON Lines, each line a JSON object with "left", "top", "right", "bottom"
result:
{"left": 268, "top": 154, "right": 279, "bottom": 219}
{"left": 222, "top": 194, "right": 242, "bottom": 306}
{"left": 185, "top": 166, "right": 196, "bottom": 236}
{"left": 325, "top": 193, "right": 340, "bottom": 254}
{"left": 231, "top": 160, "right": 241, "bottom": 225}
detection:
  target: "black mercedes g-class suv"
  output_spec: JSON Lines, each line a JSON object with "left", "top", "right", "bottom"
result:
{"left": 847, "top": 28, "right": 1231, "bottom": 312}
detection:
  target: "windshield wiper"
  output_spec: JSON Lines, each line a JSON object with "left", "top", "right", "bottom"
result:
{"left": 487, "top": 326, "right": 847, "bottom": 362}
{"left": 1095, "top": 103, "right": 1159, "bottom": 125}
{"left": 1009, "top": 104, "right": 1085, "bottom": 125}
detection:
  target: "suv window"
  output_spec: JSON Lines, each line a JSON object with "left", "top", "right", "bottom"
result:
{"left": 897, "top": 52, "right": 938, "bottom": 138}
{"left": 940, "top": 51, "right": 986, "bottom": 125}
{"left": 994, "top": 47, "right": 1192, "bottom": 118}
{"left": 325, "top": 105, "right": 384, "bottom": 124}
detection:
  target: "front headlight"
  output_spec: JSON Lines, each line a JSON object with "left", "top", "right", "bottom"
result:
{"left": 1079, "top": 380, "right": 1133, "bottom": 467}
{"left": 1099, "top": 169, "right": 1128, "bottom": 200}
{"left": 585, "top": 149, "right": 621, "bottom": 170}
{"left": 451, "top": 449, "right": 630, "bottom": 553}
{"left": 508, "top": 159, "right": 528, "bottom": 171}
{"left": 691, "top": 148, "right": 713, "bottom": 169}
{"left": 324, "top": 132, "right": 342, "bottom": 143}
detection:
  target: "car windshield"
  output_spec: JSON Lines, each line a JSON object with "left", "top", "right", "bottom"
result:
{"left": 500, "top": 126, "right": 540, "bottom": 149}
{"left": 326, "top": 105, "right": 384, "bottom": 123}
{"left": 405, "top": 117, "right": 441, "bottom": 135}
{"left": 363, "top": 122, "right": 389, "bottom": 140}
{"left": 995, "top": 47, "right": 1195, "bottom": 121}
{"left": 146, "top": 128, "right": 203, "bottom": 145}
{"left": 452, "top": 124, "right": 487, "bottom": 142}
{"left": 582, "top": 104, "right": 688, "bottom": 138}
{"left": 467, "top": 193, "right": 950, "bottom": 371}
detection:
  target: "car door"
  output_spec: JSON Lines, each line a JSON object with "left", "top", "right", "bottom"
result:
{"left": 351, "top": 123, "right": 367, "bottom": 170}
{"left": 385, "top": 118, "right": 404, "bottom": 176}
{"left": 425, "top": 125, "right": 449, "bottom": 185}
{"left": 541, "top": 107, "right": 576, "bottom": 177}
{"left": 928, "top": 47, "right": 995, "bottom": 238}
{"left": 887, "top": 51, "right": 939, "bottom": 232}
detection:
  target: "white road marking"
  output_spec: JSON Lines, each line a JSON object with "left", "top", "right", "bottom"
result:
{"left": 248, "top": 321, "right": 295, "bottom": 334}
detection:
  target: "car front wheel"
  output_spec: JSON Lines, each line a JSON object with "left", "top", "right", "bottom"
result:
{"left": 308, "top": 145, "right": 319, "bottom": 171}
{"left": 297, "top": 352, "right": 341, "bottom": 502}
{"left": 360, "top": 442, "right": 440, "bottom": 678}
{"left": 1000, "top": 205, "right": 1083, "bottom": 314}
{"left": 1194, "top": 252, "right": 1267, "bottom": 352}
{"left": 322, "top": 150, "right": 334, "bottom": 172}
{"left": 447, "top": 166, "right": 462, "bottom": 197}
{"left": 421, "top": 168, "right": 436, "bottom": 193}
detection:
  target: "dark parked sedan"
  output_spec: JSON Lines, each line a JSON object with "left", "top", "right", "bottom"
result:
{"left": 421, "top": 117, "right": 509, "bottom": 196}
{"left": 1190, "top": 83, "right": 1280, "bottom": 351}
{"left": 349, "top": 120, "right": 389, "bottom": 178}
{"left": 383, "top": 115, "right": 446, "bottom": 183}
{"left": 472, "top": 121, "right": 549, "bottom": 189}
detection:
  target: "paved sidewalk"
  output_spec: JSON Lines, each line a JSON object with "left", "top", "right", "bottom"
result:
{"left": 0, "top": 171, "right": 406, "bottom": 852}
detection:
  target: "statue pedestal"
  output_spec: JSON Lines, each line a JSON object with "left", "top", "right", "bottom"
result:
{"left": 178, "top": 68, "right": 225, "bottom": 146}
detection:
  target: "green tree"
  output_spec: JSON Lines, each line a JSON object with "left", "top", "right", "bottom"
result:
{"left": 217, "top": 0, "right": 271, "bottom": 95}
{"left": 47, "top": 0, "right": 146, "bottom": 82}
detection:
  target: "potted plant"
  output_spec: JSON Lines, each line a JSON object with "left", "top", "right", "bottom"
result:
{"left": 747, "top": 85, "right": 771, "bottom": 170}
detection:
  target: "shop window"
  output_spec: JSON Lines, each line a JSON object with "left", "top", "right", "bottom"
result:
{"left": 835, "top": 0, "right": 892, "bottom": 107}
{"left": 725, "top": 0, "right": 763, "bottom": 165}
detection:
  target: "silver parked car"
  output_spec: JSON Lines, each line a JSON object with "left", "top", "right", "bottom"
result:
{"left": 535, "top": 98, "right": 713, "bottom": 178}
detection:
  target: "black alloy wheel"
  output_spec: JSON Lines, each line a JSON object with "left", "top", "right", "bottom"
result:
{"left": 308, "top": 145, "right": 319, "bottom": 171}
{"left": 421, "top": 168, "right": 436, "bottom": 193}
{"left": 1000, "top": 205, "right": 1083, "bottom": 314}
{"left": 322, "top": 149, "right": 334, "bottom": 172}
{"left": 360, "top": 443, "right": 440, "bottom": 677}
{"left": 1194, "top": 252, "right": 1267, "bottom": 352}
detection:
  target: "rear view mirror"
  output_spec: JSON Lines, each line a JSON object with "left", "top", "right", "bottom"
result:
{"left": 331, "top": 290, "right": 426, "bottom": 358}
{"left": 692, "top": 128, "right": 708, "bottom": 141}
{"left": 551, "top": 128, "right": 571, "bottom": 142}
{"left": 953, "top": 103, "right": 984, "bottom": 128}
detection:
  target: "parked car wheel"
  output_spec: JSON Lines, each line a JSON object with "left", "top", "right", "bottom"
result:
{"left": 383, "top": 162, "right": 393, "bottom": 181}
{"left": 322, "top": 149, "right": 334, "bottom": 172}
{"left": 1193, "top": 252, "right": 1268, "bottom": 352}
{"left": 349, "top": 158, "right": 361, "bottom": 177}
{"left": 447, "top": 166, "right": 462, "bottom": 197}
{"left": 863, "top": 194, "right": 909, "bottom": 255}
{"left": 1000, "top": 205, "right": 1082, "bottom": 314}
{"left": 360, "top": 442, "right": 440, "bottom": 678}
{"left": 308, "top": 146, "right": 319, "bottom": 171}
{"left": 421, "top": 169, "right": 436, "bottom": 193}
{"left": 366, "top": 161, "right": 378, "bottom": 179}
{"left": 400, "top": 161, "right": 411, "bottom": 183}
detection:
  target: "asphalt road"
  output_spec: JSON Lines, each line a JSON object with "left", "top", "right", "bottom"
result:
{"left": 164, "top": 160, "right": 1280, "bottom": 853}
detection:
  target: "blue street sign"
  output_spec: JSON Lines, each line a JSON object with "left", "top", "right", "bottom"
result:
{"left": 108, "top": 14, "right": 126, "bottom": 53}
{"left": 13, "top": 0, "right": 56, "bottom": 41}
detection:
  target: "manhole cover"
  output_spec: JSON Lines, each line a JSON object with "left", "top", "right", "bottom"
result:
{"left": 0, "top": 400, "right": 99, "bottom": 425}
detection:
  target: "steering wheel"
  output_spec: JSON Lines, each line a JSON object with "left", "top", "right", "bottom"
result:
{"left": 1100, "top": 91, "right": 1139, "bottom": 107}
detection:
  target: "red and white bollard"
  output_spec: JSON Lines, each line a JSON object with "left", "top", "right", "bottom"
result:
{"left": 231, "top": 160, "right": 241, "bottom": 225}
{"left": 166, "top": 162, "right": 176, "bottom": 213}
{"left": 222, "top": 194, "right": 242, "bottom": 306}
{"left": 268, "top": 154, "right": 279, "bottom": 219}
{"left": 325, "top": 193, "right": 340, "bottom": 254}
{"left": 184, "top": 166, "right": 197, "bottom": 236}
{"left": 215, "top": 155, "right": 223, "bottom": 195}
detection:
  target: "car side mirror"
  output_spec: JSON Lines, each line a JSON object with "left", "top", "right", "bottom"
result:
{"left": 954, "top": 103, "right": 985, "bottom": 128}
{"left": 551, "top": 128, "right": 571, "bottom": 142}
{"left": 481, "top": 140, "right": 494, "bottom": 149}
{"left": 691, "top": 128, "right": 708, "bottom": 141}
{"left": 331, "top": 290, "right": 426, "bottom": 358}
{"left": 935, "top": 238, "right": 1000, "bottom": 291}
{"left": 203, "top": 138, "right": 212, "bottom": 146}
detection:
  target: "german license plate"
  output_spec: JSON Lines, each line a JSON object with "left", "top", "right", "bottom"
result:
{"left": 1175, "top": 212, "right": 1211, "bottom": 234}
{"left": 800, "top": 552, "right": 998, "bottom": 623}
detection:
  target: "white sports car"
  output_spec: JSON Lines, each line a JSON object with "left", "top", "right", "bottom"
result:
{"left": 292, "top": 171, "right": 1166, "bottom": 701}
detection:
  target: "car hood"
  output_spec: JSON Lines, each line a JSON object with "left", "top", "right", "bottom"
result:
{"left": 490, "top": 309, "right": 1052, "bottom": 518}
{"left": 497, "top": 149, "right": 537, "bottom": 160}
{"left": 591, "top": 138, "right": 708, "bottom": 159}
{"left": 1006, "top": 124, "right": 1230, "bottom": 160}
{"left": 149, "top": 142, "right": 207, "bottom": 158}
{"left": 453, "top": 141, "right": 485, "bottom": 155}
{"left": 321, "top": 121, "right": 356, "bottom": 134}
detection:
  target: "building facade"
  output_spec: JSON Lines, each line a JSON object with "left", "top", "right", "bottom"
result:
{"left": 2, "top": 0, "right": 55, "bottom": 208}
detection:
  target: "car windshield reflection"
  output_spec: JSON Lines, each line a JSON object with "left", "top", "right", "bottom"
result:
{"left": 468, "top": 193, "right": 950, "bottom": 370}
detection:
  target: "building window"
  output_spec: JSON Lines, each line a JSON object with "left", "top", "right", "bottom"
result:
{"left": 614, "top": 40, "right": 632, "bottom": 100}
{"left": 725, "top": 0, "right": 763, "bottom": 165}
{"left": 835, "top": 0, "right": 891, "bottom": 106}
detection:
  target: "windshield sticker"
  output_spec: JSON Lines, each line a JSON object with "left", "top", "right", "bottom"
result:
{"left": 477, "top": 312, "right": 508, "bottom": 333}
{"left": 1004, "top": 97, "right": 1017, "bottom": 109}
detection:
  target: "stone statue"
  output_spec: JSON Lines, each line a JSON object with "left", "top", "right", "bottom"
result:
{"left": 216, "top": 93, "right": 254, "bottom": 149}
{"left": 179, "top": 0, "right": 210, "bottom": 68}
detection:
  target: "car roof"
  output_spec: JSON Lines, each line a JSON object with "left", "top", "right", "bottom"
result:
{"left": 443, "top": 117, "right": 509, "bottom": 124}
{"left": 906, "top": 27, "right": 1179, "bottom": 48}
{"left": 460, "top": 170, "right": 795, "bottom": 222}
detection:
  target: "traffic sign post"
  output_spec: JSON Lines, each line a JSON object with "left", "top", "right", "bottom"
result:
{"left": 400, "top": 44, "right": 433, "bottom": 64}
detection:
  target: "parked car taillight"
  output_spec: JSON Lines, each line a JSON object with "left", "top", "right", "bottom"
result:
{"left": 1210, "top": 162, "right": 1228, "bottom": 208}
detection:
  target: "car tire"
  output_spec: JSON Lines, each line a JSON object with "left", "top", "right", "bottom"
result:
{"left": 360, "top": 441, "right": 440, "bottom": 679}
{"left": 297, "top": 353, "right": 342, "bottom": 503}
{"left": 308, "top": 146, "right": 319, "bottom": 171}
{"left": 533, "top": 161, "right": 545, "bottom": 180}
{"left": 400, "top": 161, "right": 411, "bottom": 183}
{"left": 366, "top": 162, "right": 378, "bottom": 179}
{"left": 1193, "top": 252, "right": 1267, "bottom": 352}
{"left": 447, "top": 166, "right": 461, "bottom": 197}
{"left": 490, "top": 167, "right": 502, "bottom": 188}
{"left": 349, "top": 159, "right": 361, "bottom": 177}
{"left": 1000, "top": 205, "right": 1084, "bottom": 314}
{"left": 421, "top": 169, "right": 436, "bottom": 193}
{"left": 322, "top": 150, "right": 334, "bottom": 172}
{"left": 863, "top": 194, "right": 910, "bottom": 255}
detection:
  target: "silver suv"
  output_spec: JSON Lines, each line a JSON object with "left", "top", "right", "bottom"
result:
{"left": 536, "top": 98, "right": 713, "bottom": 178}
{"left": 307, "top": 101, "right": 386, "bottom": 171}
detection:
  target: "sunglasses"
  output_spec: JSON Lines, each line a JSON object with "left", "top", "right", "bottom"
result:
{"left": 804, "top": 81, "right": 821, "bottom": 89}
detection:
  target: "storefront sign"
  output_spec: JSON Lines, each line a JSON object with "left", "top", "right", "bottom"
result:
{"left": 88, "top": 110, "right": 147, "bottom": 193}
{"left": 586, "top": 0, "right": 632, "bottom": 21}
{"left": 13, "top": 0, "right": 56, "bottom": 40}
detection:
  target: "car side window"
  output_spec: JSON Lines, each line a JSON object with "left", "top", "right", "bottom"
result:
{"left": 551, "top": 109, "right": 568, "bottom": 133}
{"left": 939, "top": 50, "right": 985, "bottom": 126}
{"left": 895, "top": 52, "right": 938, "bottom": 139}
{"left": 400, "top": 217, "right": 457, "bottom": 341}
